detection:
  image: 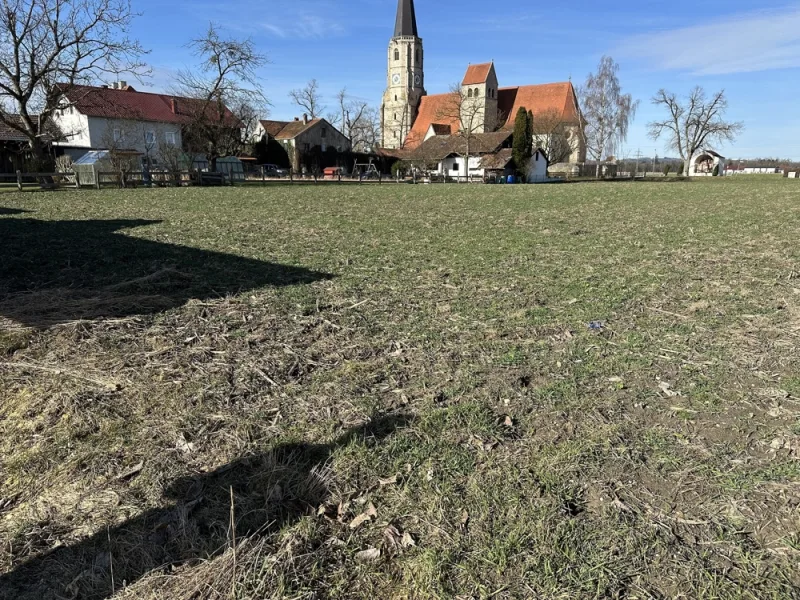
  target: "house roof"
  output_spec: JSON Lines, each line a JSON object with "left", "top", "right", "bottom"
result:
{"left": 462, "top": 63, "right": 494, "bottom": 86}
{"left": 394, "top": 0, "right": 418, "bottom": 37}
{"left": 480, "top": 148, "right": 513, "bottom": 170}
{"left": 497, "top": 82, "right": 581, "bottom": 128}
{"left": 410, "top": 130, "right": 512, "bottom": 161}
{"left": 58, "top": 84, "right": 238, "bottom": 126}
{"left": 274, "top": 118, "right": 323, "bottom": 140}
{"left": 259, "top": 120, "right": 290, "bottom": 137}
{"left": 0, "top": 114, "right": 61, "bottom": 143}
{"left": 0, "top": 116, "right": 34, "bottom": 142}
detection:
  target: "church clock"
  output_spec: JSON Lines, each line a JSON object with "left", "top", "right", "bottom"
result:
{"left": 414, "top": 73, "right": 421, "bottom": 86}
{"left": 392, "top": 73, "right": 401, "bottom": 85}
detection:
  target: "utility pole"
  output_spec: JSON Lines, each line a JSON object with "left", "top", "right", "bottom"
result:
{"left": 634, "top": 149, "right": 643, "bottom": 178}
{"left": 652, "top": 151, "right": 657, "bottom": 176}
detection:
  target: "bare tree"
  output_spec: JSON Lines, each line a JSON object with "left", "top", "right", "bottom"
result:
{"left": 532, "top": 108, "right": 581, "bottom": 165}
{"left": 330, "top": 88, "right": 379, "bottom": 152}
{"left": 579, "top": 56, "right": 638, "bottom": 173}
{"left": 436, "top": 84, "right": 487, "bottom": 182}
{"left": 289, "top": 79, "right": 324, "bottom": 119}
{"left": 648, "top": 87, "right": 743, "bottom": 176}
{"left": 175, "top": 24, "right": 267, "bottom": 172}
{"left": 0, "top": 0, "right": 147, "bottom": 167}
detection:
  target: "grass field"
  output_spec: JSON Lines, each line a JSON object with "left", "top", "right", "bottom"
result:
{"left": 1, "top": 177, "right": 800, "bottom": 599}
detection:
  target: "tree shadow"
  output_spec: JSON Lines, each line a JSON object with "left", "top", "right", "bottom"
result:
{"left": 0, "top": 217, "right": 333, "bottom": 327}
{"left": 0, "top": 413, "right": 413, "bottom": 600}
{"left": 0, "top": 207, "right": 31, "bottom": 215}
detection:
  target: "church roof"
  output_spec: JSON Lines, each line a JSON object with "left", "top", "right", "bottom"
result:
{"left": 401, "top": 81, "right": 581, "bottom": 150}
{"left": 497, "top": 82, "right": 581, "bottom": 128}
{"left": 394, "top": 0, "right": 418, "bottom": 37}
{"left": 404, "top": 93, "right": 462, "bottom": 148}
{"left": 462, "top": 63, "right": 494, "bottom": 85}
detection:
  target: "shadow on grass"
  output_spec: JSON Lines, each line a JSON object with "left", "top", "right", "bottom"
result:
{"left": 0, "top": 217, "right": 333, "bottom": 327}
{"left": 0, "top": 207, "right": 31, "bottom": 215}
{"left": 0, "top": 413, "right": 413, "bottom": 600}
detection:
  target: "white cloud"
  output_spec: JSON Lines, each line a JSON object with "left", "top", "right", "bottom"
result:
{"left": 617, "top": 6, "right": 800, "bottom": 75}
{"left": 259, "top": 14, "right": 344, "bottom": 39}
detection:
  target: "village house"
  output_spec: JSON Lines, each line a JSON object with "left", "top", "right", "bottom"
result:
{"left": 380, "top": 0, "right": 585, "bottom": 173}
{"left": 51, "top": 82, "right": 238, "bottom": 170}
{"left": 255, "top": 116, "right": 351, "bottom": 172}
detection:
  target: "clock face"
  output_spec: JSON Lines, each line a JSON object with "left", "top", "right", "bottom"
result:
{"left": 414, "top": 74, "right": 421, "bottom": 86}
{"left": 392, "top": 73, "right": 401, "bottom": 85}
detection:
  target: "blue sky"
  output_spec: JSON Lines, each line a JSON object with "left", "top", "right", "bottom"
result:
{"left": 129, "top": 0, "right": 799, "bottom": 159}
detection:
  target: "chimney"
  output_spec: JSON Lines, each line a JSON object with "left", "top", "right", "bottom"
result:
{"left": 294, "top": 117, "right": 300, "bottom": 121}
{"left": 118, "top": 80, "right": 127, "bottom": 89}
{"left": 170, "top": 98, "right": 177, "bottom": 114}
{"left": 303, "top": 113, "right": 308, "bottom": 125}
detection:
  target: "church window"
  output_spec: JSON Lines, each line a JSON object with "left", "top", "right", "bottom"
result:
{"left": 467, "top": 89, "right": 473, "bottom": 98}
{"left": 395, "top": 95, "right": 397, "bottom": 101}
{"left": 416, "top": 49, "right": 420, "bottom": 62}
{"left": 474, "top": 88, "right": 480, "bottom": 97}
{"left": 394, "top": 49, "right": 399, "bottom": 61}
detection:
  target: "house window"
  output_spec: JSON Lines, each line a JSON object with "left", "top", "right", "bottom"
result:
{"left": 165, "top": 131, "right": 177, "bottom": 146}
{"left": 394, "top": 49, "right": 399, "bottom": 61}
{"left": 113, "top": 128, "right": 122, "bottom": 143}
{"left": 468, "top": 89, "right": 473, "bottom": 98}
{"left": 321, "top": 127, "right": 327, "bottom": 138}
{"left": 322, "top": 143, "right": 327, "bottom": 152}
{"left": 474, "top": 88, "right": 479, "bottom": 97}
{"left": 145, "top": 130, "right": 156, "bottom": 146}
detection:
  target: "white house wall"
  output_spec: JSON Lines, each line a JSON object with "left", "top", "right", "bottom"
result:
{"left": 53, "top": 110, "right": 182, "bottom": 160}
{"left": 527, "top": 150, "right": 548, "bottom": 182}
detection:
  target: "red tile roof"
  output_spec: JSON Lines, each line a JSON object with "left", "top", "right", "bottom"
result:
{"left": 497, "top": 82, "right": 581, "bottom": 128}
{"left": 59, "top": 84, "right": 238, "bottom": 126}
{"left": 462, "top": 63, "right": 493, "bottom": 85}
{"left": 400, "top": 81, "right": 580, "bottom": 150}
{"left": 404, "top": 93, "right": 461, "bottom": 149}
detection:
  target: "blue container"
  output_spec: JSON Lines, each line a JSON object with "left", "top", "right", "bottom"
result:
{"left": 507, "top": 175, "right": 515, "bottom": 184}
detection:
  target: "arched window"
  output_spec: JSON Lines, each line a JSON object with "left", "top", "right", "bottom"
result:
{"left": 394, "top": 95, "right": 397, "bottom": 101}
{"left": 468, "top": 88, "right": 473, "bottom": 98}
{"left": 474, "top": 88, "right": 480, "bottom": 97}
{"left": 416, "top": 49, "right": 420, "bottom": 62}
{"left": 394, "top": 49, "right": 399, "bottom": 61}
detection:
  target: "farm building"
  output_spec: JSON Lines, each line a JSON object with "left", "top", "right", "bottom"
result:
{"left": 254, "top": 116, "right": 351, "bottom": 173}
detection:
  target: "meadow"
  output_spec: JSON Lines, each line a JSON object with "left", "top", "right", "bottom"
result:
{"left": 1, "top": 177, "right": 799, "bottom": 599}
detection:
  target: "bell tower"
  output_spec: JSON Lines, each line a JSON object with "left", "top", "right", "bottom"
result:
{"left": 381, "top": 0, "right": 425, "bottom": 149}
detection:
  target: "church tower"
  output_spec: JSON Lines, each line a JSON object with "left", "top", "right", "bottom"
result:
{"left": 381, "top": 0, "right": 425, "bottom": 149}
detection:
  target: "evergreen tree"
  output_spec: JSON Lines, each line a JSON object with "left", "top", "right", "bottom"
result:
{"left": 512, "top": 107, "right": 532, "bottom": 178}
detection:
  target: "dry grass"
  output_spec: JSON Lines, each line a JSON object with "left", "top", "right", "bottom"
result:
{"left": 1, "top": 177, "right": 800, "bottom": 599}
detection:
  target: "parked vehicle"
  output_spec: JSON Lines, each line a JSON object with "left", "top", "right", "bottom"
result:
{"left": 260, "top": 164, "right": 288, "bottom": 177}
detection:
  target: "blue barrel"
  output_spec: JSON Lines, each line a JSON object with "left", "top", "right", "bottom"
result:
{"left": 507, "top": 175, "right": 515, "bottom": 184}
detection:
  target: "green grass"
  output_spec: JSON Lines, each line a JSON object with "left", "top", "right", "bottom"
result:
{"left": 1, "top": 177, "right": 800, "bottom": 599}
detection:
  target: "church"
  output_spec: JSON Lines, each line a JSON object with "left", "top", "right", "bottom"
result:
{"left": 380, "top": 0, "right": 586, "bottom": 167}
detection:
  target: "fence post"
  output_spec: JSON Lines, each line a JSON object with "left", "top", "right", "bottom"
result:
{"left": 289, "top": 168, "right": 293, "bottom": 183}
{"left": 16, "top": 170, "right": 22, "bottom": 191}
{"left": 379, "top": 171, "right": 382, "bottom": 185}
{"left": 74, "top": 170, "right": 80, "bottom": 189}
{"left": 261, "top": 165, "right": 265, "bottom": 185}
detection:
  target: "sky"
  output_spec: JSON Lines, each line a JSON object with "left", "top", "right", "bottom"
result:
{"left": 127, "top": 0, "right": 800, "bottom": 160}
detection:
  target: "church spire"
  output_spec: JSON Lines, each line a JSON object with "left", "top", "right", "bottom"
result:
{"left": 394, "top": 0, "right": 418, "bottom": 37}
